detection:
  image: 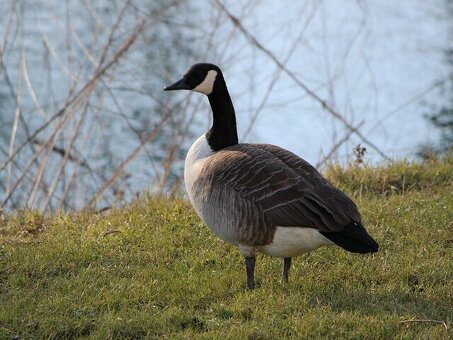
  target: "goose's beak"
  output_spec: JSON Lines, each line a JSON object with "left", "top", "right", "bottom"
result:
{"left": 164, "top": 77, "right": 189, "bottom": 91}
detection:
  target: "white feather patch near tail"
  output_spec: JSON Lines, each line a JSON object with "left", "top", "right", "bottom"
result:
{"left": 261, "top": 227, "right": 333, "bottom": 258}
{"left": 193, "top": 70, "right": 217, "bottom": 95}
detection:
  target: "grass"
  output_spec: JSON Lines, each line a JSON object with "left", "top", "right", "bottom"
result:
{"left": 1, "top": 156, "right": 452, "bottom": 339}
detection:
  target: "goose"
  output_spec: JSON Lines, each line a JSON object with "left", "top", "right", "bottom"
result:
{"left": 164, "top": 63, "right": 378, "bottom": 289}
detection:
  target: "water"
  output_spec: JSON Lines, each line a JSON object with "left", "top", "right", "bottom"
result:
{"left": 198, "top": 0, "right": 450, "bottom": 163}
{"left": 0, "top": 0, "right": 450, "bottom": 210}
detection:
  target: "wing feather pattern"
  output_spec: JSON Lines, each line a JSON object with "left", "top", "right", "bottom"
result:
{"left": 198, "top": 143, "right": 378, "bottom": 252}
{"left": 208, "top": 143, "right": 359, "bottom": 231}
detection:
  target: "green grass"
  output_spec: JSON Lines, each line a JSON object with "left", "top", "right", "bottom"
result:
{"left": 324, "top": 153, "right": 453, "bottom": 196}
{"left": 1, "top": 157, "right": 452, "bottom": 339}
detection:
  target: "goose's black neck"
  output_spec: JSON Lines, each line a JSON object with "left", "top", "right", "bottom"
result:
{"left": 205, "top": 76, "right": 238, "bottom": 151}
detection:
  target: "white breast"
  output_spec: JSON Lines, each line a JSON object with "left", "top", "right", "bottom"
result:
{"left": 184, "top": 135, "right": 245, "bottom": 246}
{"left": 184, "top": 135, "right": 214, "bottom": 215}
{"left": 260, "top": 227, "right": 333, "bottom": 258}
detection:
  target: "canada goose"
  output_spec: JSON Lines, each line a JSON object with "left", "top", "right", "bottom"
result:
{"left": 164, "top": 63, "right": 378, "bottom": 289}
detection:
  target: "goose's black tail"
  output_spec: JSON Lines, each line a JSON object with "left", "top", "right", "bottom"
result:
{"left": 320, "top": 221, "right": 379, "bottom": 254}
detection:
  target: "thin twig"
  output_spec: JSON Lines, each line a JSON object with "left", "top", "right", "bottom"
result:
{"left": 316, "top": 120, "right": 365, "bottom": 168}
{"left": 0, "top": 18, "right": 146, "bottom": 173}
{"left": 5, "top": 47, "right": 23, "bottom": 199}
{"left": 399, "top": 319, "right": 448, "bottom": 330}
{"left": 213, "top": 0, "right": 390, "bottom": 161}
{"left": 87, "top": 108, "right": 171, "bottom": 207}
{"left": 242, "top": 1, "right": 321, "bottom": 140}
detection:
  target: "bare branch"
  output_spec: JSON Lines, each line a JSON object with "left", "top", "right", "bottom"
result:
{"left": 87, "top": 108, "right": 172, "bottom": 207}
{"left": 213, "top": 0, "right": 390, "bottom": 161}
{"left": 0, "top": 18, "right": 146, "bottom": 173}
{"left": 316, "top": 120, "right": 365, "bottom": 168}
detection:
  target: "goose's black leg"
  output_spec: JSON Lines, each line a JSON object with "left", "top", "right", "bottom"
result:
{"left": 282, "top": 257, "right": 292, "bottom": 283}
{"left": 244, "top": 256, "right": 256, "bottom": 289}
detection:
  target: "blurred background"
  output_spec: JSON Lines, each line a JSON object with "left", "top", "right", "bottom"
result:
{"left": 0, "top": 0, "right": 451, "bottom": 212}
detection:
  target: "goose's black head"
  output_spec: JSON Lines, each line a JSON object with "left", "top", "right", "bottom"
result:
{"left": 164, "top": 63, "right": 222, "bottom": 95}
{"left": 164, "top": 63, "right": 238, "bottom": 150}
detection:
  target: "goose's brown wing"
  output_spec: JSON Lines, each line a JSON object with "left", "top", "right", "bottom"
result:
{"left": 251, "top": 144, "right": 362, "bottom": 230}
{"left": 207, "top": 143, "right": 361, "bottom": 233}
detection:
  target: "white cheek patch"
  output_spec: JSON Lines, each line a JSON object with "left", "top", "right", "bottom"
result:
{"left": 193, "top": 70, "right": 217, "bottom": 95}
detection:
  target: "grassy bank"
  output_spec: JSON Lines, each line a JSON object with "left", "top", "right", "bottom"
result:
{"left": 1, "top": 157, "right": 452, "bottom": 339}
